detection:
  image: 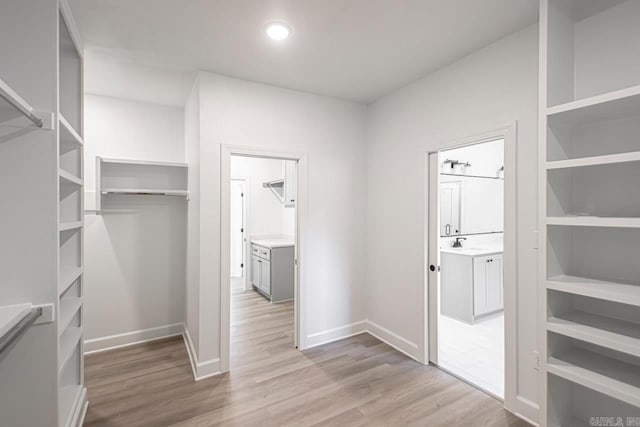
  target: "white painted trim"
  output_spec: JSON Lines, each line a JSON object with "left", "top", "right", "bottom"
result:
{"left": 516, "top": 395, "right": 541, "bottom": 427}
{"left": 83, "top": 323, "right": 184, "bottom": 354}
{"left": 304, "top": 321, "right": 368, "bottom": 348}
{"left": 183, "top": 324, "right": 221, "bottom": 381}
{"left": 424, "top": 122, "right": 519, "bottom": 414}
{"left": 69, "top": 387, "right": 88, "bottom": 427}
{"left": 221, "top": 144, "right": 309, "bottom": 375}
{"left": 367, "top": 320, "right": 421, "bottom": 361}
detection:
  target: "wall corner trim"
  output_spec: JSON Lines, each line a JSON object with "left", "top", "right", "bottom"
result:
{"left": 183, "top": 325, "right": 222, "bottom": 381}
{"left": 366, "top": 320, "right": 420, "bottom": 361}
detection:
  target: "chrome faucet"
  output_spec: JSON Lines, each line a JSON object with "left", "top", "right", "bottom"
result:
{"left": 452, "top": 237, "right": 467, "bottom": 248}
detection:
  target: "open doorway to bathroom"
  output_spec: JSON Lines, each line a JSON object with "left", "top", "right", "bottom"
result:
{"left": 228, "top": 154, "right": 297, "bottom": 370}
{"left": 431, "top": 137, "right": 506, "bottom": 399}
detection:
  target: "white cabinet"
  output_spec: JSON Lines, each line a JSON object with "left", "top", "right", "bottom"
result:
{"left": 473, "top": 255, "right": 503, "bottom": 316}
{"left": 441, "top": 251, "right": 503, "bottom": 323}
{"left": 250, "top": 242, "right": 294, "bottom": 302}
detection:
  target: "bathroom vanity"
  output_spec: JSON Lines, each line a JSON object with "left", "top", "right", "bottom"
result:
{"left": 250, "top": 238, "right": 295, "bottom": 303}
{"left": 440, "top": 246, "right": 503, "bottom": 323}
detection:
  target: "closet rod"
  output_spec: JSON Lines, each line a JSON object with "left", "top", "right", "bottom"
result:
{"left": 0, "top": 307, "right": 42, "bottom": 359}
{"left": 0, "top": 79, "right": 43, "bottom": 128}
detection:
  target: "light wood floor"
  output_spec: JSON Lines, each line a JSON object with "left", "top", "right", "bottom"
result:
{"left": 84, "top": 289, "right": 529, "bottom": 426}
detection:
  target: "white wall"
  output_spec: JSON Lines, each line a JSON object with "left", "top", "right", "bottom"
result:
{"left": 186, "top": 71, "right": 368, "bottom": 372}
{"left": 230, "top": 156, "right": 295, "bottom": 239}
{"left": 83, "top": 94, "right": 187, "bottom": 351}
{"left": 366, "top": 25, "right": 539, "bottom": 422}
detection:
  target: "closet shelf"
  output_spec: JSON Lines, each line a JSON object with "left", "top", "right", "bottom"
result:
{"left": 59, "top": 221, "right": 83, "bottom": 232}
{"left": 547, "top": 275, "right": 640, "bottom": 307}
{"left": 101, "top": 188, "right": 189, "bottom": 197}
{"left": 547, "top": 350, "right": 640, "bottom": 408}
{"left": 59, "top": 114, "right": 83, "bottom": 150}
{"left": 100, "top": 158, "right": 187, "bottom": 168}
{"left": 59, "top": 169, "right": 82, "bottom": 187}
{"left": 548, "top": 312, "right": 640, "bottom": 357}
{"left": 546, "top": 151, "right": 640, "bottom": 170}
{"left": 58, "top": 298, "right": 81, "bottom": 337}
{"left": 547, "top": 84, "right": 640, "bottom": 125}
{"left": 59, "top": 268, "right": 82, "bottom": 296}
{"left": 0, "top": 77, "right": 43, "bottom": 128}
{"left": 546, "top": 216, "right": 640, "bottom": 228}
{"left": 58, "top": 327, "right": 81, "bottom": 373}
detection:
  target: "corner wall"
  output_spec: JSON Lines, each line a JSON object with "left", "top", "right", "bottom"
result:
{"left": 365, "top": 25, "right": 540, "bottom": 422}
{"left": 186, "top": 72, "right": 369, "bottom": 375}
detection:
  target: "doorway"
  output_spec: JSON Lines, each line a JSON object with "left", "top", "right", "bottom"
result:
{"left": 220, "top": 145, "right": 307, "bottom": 373}
{"left": 426, "top": 124, "right": 517, "bottom": 408}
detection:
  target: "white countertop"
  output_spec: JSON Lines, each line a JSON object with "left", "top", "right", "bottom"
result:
{"left": 440, "top": 246, "right": 503, "bottom": 257}
{"left": 0, "top": 303, "right": 31, "bottom": 339}
{"left": 251, "top": 238, "right": 295, "bottom": 249}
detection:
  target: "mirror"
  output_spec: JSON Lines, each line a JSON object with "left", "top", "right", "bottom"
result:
{"left": 439, "top": 139, "right": 504, "bottom": 237}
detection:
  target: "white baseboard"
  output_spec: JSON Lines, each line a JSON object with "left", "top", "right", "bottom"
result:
{"left": 304, "top": 320, "right": 368, "bottom": 349}
{"left": 183, "top": 325, "right": 221, "bottom": 381}
{"left": 366, "top": 320, "right": 420, "bottom": 361}
{"left": 515, "top": 395, "right": 539, "bottom": 426}
{"left": 84, "top": 323, "right": 184, "bottom": 354}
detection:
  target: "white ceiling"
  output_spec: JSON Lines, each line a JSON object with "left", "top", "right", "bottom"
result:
{"left": 69, "top": 0, "right": 538, "bottom": 104}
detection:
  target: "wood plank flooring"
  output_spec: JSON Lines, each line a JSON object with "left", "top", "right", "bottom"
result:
{"left": 84, "top": 289, "right": 529, "bottom": 426}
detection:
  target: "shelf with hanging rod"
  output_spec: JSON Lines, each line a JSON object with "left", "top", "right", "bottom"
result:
{"left": 0, "top": 304, "right": 43, "bottom": 358}
{"left": 0, "top": 77, "right": 47, "bottom": 129}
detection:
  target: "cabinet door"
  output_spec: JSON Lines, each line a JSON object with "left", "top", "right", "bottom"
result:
{"left": 487, "top": 255, "right": 503, "bottom": 311}
{"left": 284, "top": 160, "right": 297, "bottom": 207}
{"left": 473, "top": 256, "right": 489, "bottom": 316}
{"left": 251, "top": 255, "right": 261, "bottom": 288}
{"left": 261, "top": 260, "right": 271, "bottom": 295}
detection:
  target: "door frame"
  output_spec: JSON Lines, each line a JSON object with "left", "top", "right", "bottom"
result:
{"left": 230, "top": 177, "right": 250, "bottom": 290}
{"left": 425, "top": 122, "right": 517, "bottom": 412}
{"left": 220, "top": 144, "right": 308, "bottom": 373}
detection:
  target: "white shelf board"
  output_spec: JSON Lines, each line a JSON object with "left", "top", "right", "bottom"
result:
{"left": 58, "top": 326, "right": 82, "bottom": 373}
{"left": 546, "top": 151, "right": 640, "bottom": 170}
{"left": 58, "top": 298, "right": 81, "bottom": 337}
{"left": 59, "top": 169, "right": 82, "bottom": 187}
{"left": 546, "top": 216, "right": 640, "bottom": 228}
{"left": 547, "top": 350, "right": 640, "bottom": 408}
{"left": 0, "top": 76, "right": 44, "bottom": 128}
{"left": 0, "top": 303, "right": 32, "bottom": 340}
{"left": 547, "top": 84, "right": 640, "bottom": 126}
{"left": 548, "top": 311, "right": 640, "bottom": 357}
{"left": 100, "top": 157, "right": 187, "bottom": 168}
{"left": 59, "top": 114, "right": 83, "bottom": 149}
{"left": 59, "top": 221, "right": 83, "bottom": 232}
{"left": 547, "top": 275, "right": 640, "bottom": 307}
{"left": 59, "top": 267, "right": 82, "bottom": 296}
{"left": 101, "top": 188, "right": 189, "bottom": 197}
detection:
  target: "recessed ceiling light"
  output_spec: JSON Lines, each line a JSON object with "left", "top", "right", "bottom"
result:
{"left": 265, "top": 21, "right": 292, "bottom": 41}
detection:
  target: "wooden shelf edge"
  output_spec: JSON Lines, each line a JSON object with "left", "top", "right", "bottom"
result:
{"left": 59, "top": 114, "right": 83, "bottom": 145}
{"left": 100, "top": 157, "right": 187, "bottom": 168}
{"left": 546, "top": 151, "right": 640, "bottom": 170}
{"left": 546, "top": 84, "right": 640, "bottom": 117}
{"left": 58, "top": 298, "right": 82, "bottom": 336}
{"left": 58, "top": 268, "right": 82, "bottom": 296}
{"left": 546, "top": 216, "right": 640, "bottom": 228}
{"left": 59, "top": 169, "right": 82, "bottom": 186}
{"left": 58, "top": 327, "right": 82, "bottom": 374}
{"left": 546, "top": 276, "right": 640, "bottom": 307}
{"left": 59, "top": 221, "right": 83, "bottom": 232}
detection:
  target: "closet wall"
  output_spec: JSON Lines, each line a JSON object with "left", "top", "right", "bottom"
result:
{"left": 82, "top": 93, "right": 187, "bottom": 351}
{"left": 185, "top": 72, "right": 368, "bottom": 375}
{"left": 366, "top": 25, "right": 539, "bottom": 422}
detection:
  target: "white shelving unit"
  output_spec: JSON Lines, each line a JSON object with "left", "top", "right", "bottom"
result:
{"left": 57, "top": 5, "right": 86, "bottom": 427}
{"left": 0, "top": 1, "right": 86, "bottom": 426}
{"left": 95, "top": 156, "right": 189, "bottom": 211}
{"left": 540, "top": 0, "right": 640, "bottom": 425}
